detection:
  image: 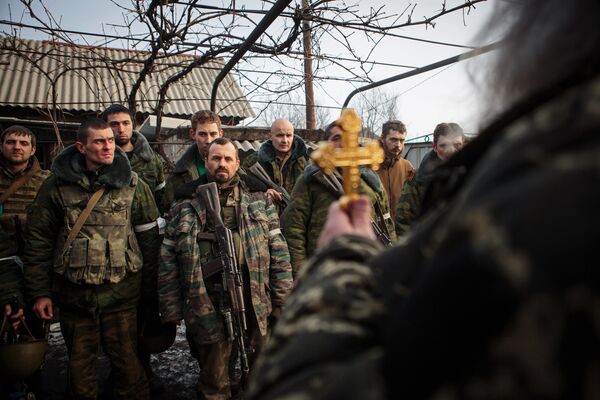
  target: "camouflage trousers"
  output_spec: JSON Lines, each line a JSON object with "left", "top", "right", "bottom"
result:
{"left": 60, "top": 308, "right": 149, "bottom": 400}
{"left": 187, "top": 311, "right": 266, "bottom": 400}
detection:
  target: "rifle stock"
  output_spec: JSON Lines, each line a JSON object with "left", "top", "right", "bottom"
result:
{"left": 311, "top": 171, "right": 393, "bottom": 247}
{"left": 196, "top": 182, "right": 250, "bottom": 374}
{"left": 248, "top": 163, "right": 290, "bottom": 207}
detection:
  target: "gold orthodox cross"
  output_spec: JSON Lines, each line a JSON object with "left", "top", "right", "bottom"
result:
{"left": 311, "top": 108, "right": 384, "bottom": 208}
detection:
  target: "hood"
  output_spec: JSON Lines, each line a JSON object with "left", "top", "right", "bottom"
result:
{"left": 258, "top": 135, "right": 308, "bottom": 163}
{"left": 130, "top": 131, "right": 154, "bottom": 162}
{"left": 173, "top": 144, "right": 199, "bottom": 174}
{"left": 51, "top": 144, "right": 132, "bottom": 189}
{"left": 416, "top": 150, "right": 442, "bottom": 183}
{"left": 174, "top": 170, "right": 268, "bottom": 200}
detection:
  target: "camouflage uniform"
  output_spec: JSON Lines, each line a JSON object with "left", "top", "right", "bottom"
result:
{"left": 125, "top": 131, "right": 166, "bottom": 212}
{"left": 159, "top": 173, "right": 293, "bottom": 400}
{"left": 249, "top": 75, "right": 600, "bottom": 399}
{"left": 162, "top": 144, "right": 202, "bottom": 213}
{"left": 282, "top": 164, "right": 395, "bottom": 278}
{"left": 23, "top": 145, "right": 161, "bottom": 400}
{"left": 395, "top": 150, "right": 441, "bottom": 236}
{"left": 0, "top": 154, "right": 50, "bottom": 254}
{"left": 242, "top": 135, "right": 309, "bottom": 195}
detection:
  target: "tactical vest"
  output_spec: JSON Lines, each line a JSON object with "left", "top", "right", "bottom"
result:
{"left": 53, "top": 176, "right": 143, "bottom": 285}
{"left": 197, "top": 186, "right": 243, "bottom": 276}
{"left": 0, "top": 159, "right": 50, "bottom": 250}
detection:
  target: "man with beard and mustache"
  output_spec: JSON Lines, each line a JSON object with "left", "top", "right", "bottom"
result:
{"left": 0, "top": 125, "right": 50, "bottom": 398}
{"left": 375, "top": 120, "right": 415, "bottom": 222}
{"left": 159, "top": 137, "right": 292, "bottom": 399}
{"left": 101, "top": 104, "right": 166, "bottom": 212}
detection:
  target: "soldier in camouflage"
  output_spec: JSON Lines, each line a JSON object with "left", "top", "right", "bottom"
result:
{"left": 23, "top": 119, "right": 161, "bottom": 399}
{"left": 248, "top": 0, "right": 600, "bottom": 398}
{"left": 242, "top": 118, "right": 309, "bottom": 206}
{"left": 395, "top": 122, "right": 464, "bottom": 236}
{"left": 0, "top": 125, "right": 50, "bottom": 260}
{"left": 101, "top": 104, "right": 167, "bottom": 392}
{"left": 101, "top": 104, "right": 166, "bottom": 212}
{"left": 159, "top": 137, "right": 292, "bottom": 400}
{"left": 282, "top": 121, "right": 395, "bottom": 278}
{"left": 163, "top": 110, "right": 223, "bottom": 212}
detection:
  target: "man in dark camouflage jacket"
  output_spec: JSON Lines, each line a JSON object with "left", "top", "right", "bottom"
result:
{"left": 101, "top": 104, "right": 166, "bottom": 211}
{"left": 24, "top": 119, "right": 161, "bottom": 399}
{"left": 242, "top": 118, "right": 309, "bottom": 206}
{"left": 248, "top": 0, "right": 600, "bottom": 398}
{"left": 159, "top": 137, "right": 292, "bottom": 400}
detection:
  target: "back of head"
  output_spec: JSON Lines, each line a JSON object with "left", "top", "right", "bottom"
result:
{"left": 484, "top": 0, "right": 600, "bottom": 114}
{"left": 191, "top": 110, "right": 222, "bottom": 131}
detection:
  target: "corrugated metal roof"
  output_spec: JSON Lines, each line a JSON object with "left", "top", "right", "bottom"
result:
{"left": 0, "top": 38, "right": 254, "bottom": 120}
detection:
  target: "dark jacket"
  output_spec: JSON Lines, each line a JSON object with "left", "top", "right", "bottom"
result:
{"left": 163, "top": 144, "right": 201, "bottom": 213}
{"left": 249, "top": 74, "right": 600, "bottom": 399}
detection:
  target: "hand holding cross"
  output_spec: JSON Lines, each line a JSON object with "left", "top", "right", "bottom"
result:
{"left": 311, "top": 108, "right": 384, "bottom": 208}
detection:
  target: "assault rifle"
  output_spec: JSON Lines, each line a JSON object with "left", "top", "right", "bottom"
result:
{"left": 197, "top": 182, "right": 250, "bottom": 375}
{"left": 248, "top": 162, "right": 290, "bottom": 207}
{"left": 311, "top": 170, "right": 393, "bottom": 247}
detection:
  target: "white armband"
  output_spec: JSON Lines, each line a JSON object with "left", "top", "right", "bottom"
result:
{"left": 134, "top": 220, "right": 158, "bottom": 232}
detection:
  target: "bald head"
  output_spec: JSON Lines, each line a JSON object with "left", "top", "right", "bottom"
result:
{"left": 269, "top": 118, "right": 294, "bottom": 156}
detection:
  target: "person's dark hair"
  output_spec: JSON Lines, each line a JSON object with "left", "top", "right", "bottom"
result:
{"left": 77, "top": 119, "right": 110, "bottom": 144}
{"left": 485, "top": 0, "right": 600, "bottom": 112}
{"left": 381, "top": 120, "right": 407, "bottom": 138}
{"left": 324, "top": 121, "right": 339, "bottom": 138}
{"left": 191, "top": 110, "right": 222, "bottom": 131}
{"left": 1, "top": 125, "right": 36, "bottom": 147}
{"left": 207, "top": 136, "right": 238, "bottom": 160}
{"left": 432, "top": 122, "right": 464, "bottom": 144}
{"left": 100, "top": 104, "right": 133, "bottom": 122}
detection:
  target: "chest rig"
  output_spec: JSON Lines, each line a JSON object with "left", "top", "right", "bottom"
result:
{"left": 53, "top": 177, "right": 143, "bottom": 285}
{"left": 197, "top": 185, "right": 244, "bottom": 279}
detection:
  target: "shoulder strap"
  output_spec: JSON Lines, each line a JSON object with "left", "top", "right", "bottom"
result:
{"left": 62, "top": 187, "right": 106, "bottom": 255}
{"left": 0, "top": 167, "right": 38, "bottom": 205}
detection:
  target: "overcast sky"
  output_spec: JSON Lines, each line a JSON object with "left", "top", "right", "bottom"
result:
{"left": 0, "top": 0, "right": 499, "bottom": 139}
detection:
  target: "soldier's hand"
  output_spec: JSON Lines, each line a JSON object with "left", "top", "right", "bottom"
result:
{"left": 33, "top": 297, "right": 54, "bottom": 320}
{"left": 266, "top": 188, "right": 283, "bottom": 202}
{"left": 317, "top": 196, "right": 376, "bottom": 249}
{"left": 4, "top": 304, "right": 24, "bottom": 330}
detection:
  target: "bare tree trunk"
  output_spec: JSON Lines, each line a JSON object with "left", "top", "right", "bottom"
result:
{"left": 302, "top": 0, "right": 316, "bottom": 130}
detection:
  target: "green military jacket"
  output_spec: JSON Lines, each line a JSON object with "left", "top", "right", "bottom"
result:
{"left": 163, "top": 144, "right": 201, "bottom": 213}
{"left": 0, "top": 225, "right": 24, "bottom": 308}
{"left": 395, "top": 150, "right": 441, "bottom": 236}
{"left": 282, "top": 164, "right": 395, "bottom": 278}
{"left": 23, "top": 145, "right": 161, "bottom": 316}
{"left": 159, "top": 173, "right": 293, "bottom": 343}
{"left": 0, "top": 155, "right": 50, "bottom": 253}
{"left": 243, "top": 135, "right": 309, "bottom": 195}
{"left": 126, "top": 131, "right": 166, "bottom": 210}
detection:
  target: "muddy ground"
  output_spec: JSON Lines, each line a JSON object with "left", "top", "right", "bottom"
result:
{"left": 40, "top": 323, "right": 199, "bottom": 399}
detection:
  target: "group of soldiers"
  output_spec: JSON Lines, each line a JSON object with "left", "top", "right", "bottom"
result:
{"left": 1, "top": 100, "right": 463, "bottom": 399}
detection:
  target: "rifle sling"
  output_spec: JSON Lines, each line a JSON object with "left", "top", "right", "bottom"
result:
{"left": 62, "top": 187, "right": 106, "bottom": 255}
{"left": 0, "top": 165, "right": 38, "bottom": 205}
